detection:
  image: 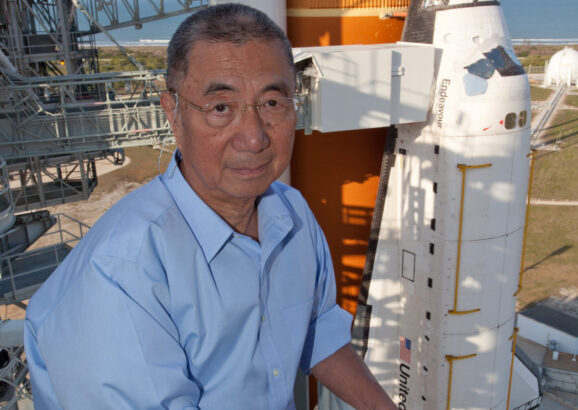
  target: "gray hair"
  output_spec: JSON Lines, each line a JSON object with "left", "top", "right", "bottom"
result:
{"left": 166, "top": 3, "right": 294, "bottom": 92}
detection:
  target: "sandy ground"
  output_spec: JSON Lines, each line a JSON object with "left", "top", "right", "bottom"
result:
{"left": 44, "top": 157, "right": 140, "bottom": 227}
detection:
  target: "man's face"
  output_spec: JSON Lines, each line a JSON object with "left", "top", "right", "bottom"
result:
{"left": 162, "top": 39, "right": 296, "bottom": 209}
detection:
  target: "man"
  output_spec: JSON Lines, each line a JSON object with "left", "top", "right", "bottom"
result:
{"left": 24, "top": 4, "right": 395, "bottom": 409}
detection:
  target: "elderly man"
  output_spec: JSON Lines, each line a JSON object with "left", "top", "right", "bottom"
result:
{"left": 24, "top": 4, "right": 395, "bottom": 409}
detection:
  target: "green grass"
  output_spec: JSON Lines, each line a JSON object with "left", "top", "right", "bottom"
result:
{"left": 513, "top": 45, "right": 578, "bottom": 309}
{"left": 564, "top": 93, "right": 578, "bottom": 107}
{"left": 98, "top": 49, "right": 166, "bottom": 72}
{"left": 514, "top": 44, "right": 569, "bottom": 68}
{"left": 532, "top": 113, "right": 578, "bottom": 200}
{"left": 518, "top": 205, "right": 578, "bottom": 309}
{"left": 519, "top": 104, "right": 578, "bottom": 309}
{"left": 543, "top": 109, "right": 578, "bottom": 143}
{"left": 530, "top": 86, "right": 553, "bottom": 101}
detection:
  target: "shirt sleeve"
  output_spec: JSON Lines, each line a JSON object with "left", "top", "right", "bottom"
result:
{"left": 25, "top": 255, "right": 201, "bottom": 410}
{"left": 299, "top": 208, "right": 353, "bottom": 374}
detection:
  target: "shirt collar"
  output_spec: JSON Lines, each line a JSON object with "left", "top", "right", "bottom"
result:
{"left": 257, "top": 185, "right": 296, "bottom": 264}
{"left": 160, "top": 150, "right": 232, "bottom": 262}
{"left": 160, "top": 150, "right": 295, "bottom": 262}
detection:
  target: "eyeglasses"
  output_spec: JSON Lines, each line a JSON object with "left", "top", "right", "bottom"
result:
{"left": 173, "top": 92, "right": 301, "bottom": 128}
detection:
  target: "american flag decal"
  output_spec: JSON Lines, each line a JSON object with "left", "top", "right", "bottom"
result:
{"left": 400, "top": 336, "right": 411, "bottom": 364}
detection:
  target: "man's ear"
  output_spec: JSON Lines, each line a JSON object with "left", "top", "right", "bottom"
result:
{"left": 160, "top": 92, "right": 179, "bottom": 130}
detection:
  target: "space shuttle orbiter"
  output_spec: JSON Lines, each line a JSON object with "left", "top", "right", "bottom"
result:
{"left": 317, "top": 0, "right": 535, "bottom": 409}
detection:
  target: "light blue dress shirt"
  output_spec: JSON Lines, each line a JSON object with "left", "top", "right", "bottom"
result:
{"left": 25, "top": 152, "right": 352, "bottom": 410}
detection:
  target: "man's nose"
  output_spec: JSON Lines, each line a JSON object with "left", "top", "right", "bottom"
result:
{"left": 231, "top": 104, "right": 270, "bottom": 153}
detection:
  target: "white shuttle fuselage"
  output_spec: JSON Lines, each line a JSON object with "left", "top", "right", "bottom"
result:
{"left": 356, "top": 1, "right": 532, "bottom": 409}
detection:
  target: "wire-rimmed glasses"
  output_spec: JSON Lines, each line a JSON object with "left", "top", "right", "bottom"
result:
{"left": 173, "top": 92, "right": 301, "bottom": 128}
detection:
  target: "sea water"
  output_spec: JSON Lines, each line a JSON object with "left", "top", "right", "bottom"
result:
{"left": 501, "top": 0, "right": 578, "bottom": 44}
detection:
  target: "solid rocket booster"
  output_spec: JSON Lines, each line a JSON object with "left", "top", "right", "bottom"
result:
{"left": 351, "top": 1, "right": 532, "bottom": 409}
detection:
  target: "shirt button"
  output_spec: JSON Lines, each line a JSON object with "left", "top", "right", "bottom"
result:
{"left": 273, "top": 369, "right": 279, "bottom": 377}
{"left": 261, "top": 315, "right": 266, "bottom": 323}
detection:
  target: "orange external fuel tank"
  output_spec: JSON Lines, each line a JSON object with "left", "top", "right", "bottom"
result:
{"left": 286, "top": 0, "right": 408, "bottom": 316}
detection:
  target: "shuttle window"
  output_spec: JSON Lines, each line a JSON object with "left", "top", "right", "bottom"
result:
{"left": 466, "top": 58, "right": 495, "bottom": 79}
{"left": 505, "top": 113, "right": 517, "bottom": 129}
{"left": 402, "top": 250, "right": 416, "bottom": 282}
{"left": 463, "top": 72, "right": 488, "bottom": 96}
{"left": 483, "top": 46, "right": 525, "bottom": 76}
{"left": 519, "top": 110, "right": 528, "bottom": 127}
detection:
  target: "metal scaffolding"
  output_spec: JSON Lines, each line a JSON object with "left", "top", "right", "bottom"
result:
{"left": 0, "top": 2, "right": 212, "bottom": 407}
{"left": 0, "top": 1, "right": 213, "bottom": 211}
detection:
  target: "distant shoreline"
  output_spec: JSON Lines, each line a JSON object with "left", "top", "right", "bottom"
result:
{"left": 512, "top": 38, "right": 578, "bottom": 45}
{"left": 97, "top": 41, "right": 169, "bottom": 48}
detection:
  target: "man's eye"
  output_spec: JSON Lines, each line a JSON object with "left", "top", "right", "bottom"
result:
{"left": 262, "top": 99, "right": 280, "bottom": 109}
{"left": 212, "top": 103, "right": 230, "bottom": 114}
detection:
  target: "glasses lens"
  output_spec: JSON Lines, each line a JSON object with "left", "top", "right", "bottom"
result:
{"left": 205, "top": 100, "right": 240, "bottom": 128}
{"left": 258, "top": 97, "right": 296, "bottom": 124}
{"left": 202, "top": 97, "right": 298, "bottom": 128}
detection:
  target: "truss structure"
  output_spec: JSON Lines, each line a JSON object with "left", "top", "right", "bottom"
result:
{"left": 0, "top": 2, "right": 215, "bottom": 407}
{"left": 0, "top": 1, "right": 214, "bottom": 210}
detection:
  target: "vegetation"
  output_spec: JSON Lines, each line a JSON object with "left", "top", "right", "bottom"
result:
{"left": 531, "top": 111, "right": 578, "bottom": 200}
{"left": 517, "top": 104, "right": 578, "bottom": 309}
{"left": 565, "top": 93, "right": 578, "bottom": 107}
{"left": 530, "top": 86, "right": 552, "bottom": 101}
{"left": 514, "top": 44, "right": 568, "bottom": 68}
{"left": 98, "top": 47, "right": 166, "bottom": 72}
{"left": 518, "top": 205, "right": 578, "bottom": 309}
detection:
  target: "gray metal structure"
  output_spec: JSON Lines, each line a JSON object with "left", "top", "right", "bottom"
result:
{"left": 0, "top": 1, "right": 210, "bottom": 407}
{"left": 1, "top": 1, "right": 214, "bottom": 211}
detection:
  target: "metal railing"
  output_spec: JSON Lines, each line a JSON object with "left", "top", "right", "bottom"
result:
{"left": 0, "top": 213, "right": 90, "bottom": 305}
{"left": 1, "top": 66, "right": 315, "bottom": 160}
{"left": 76, "top": 0, "right": 208, "bottom": 32}
{"left": 531, "top": 85, "right": 566, "bottom": 143}
{"left": 1, "top": 68, "right": 172, "bottom": 160}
